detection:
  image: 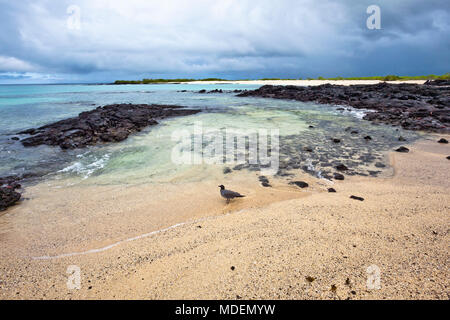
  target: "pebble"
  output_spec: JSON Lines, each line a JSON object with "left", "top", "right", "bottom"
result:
{"left": 350, "top": 195, "right": 364, "bottom": 201}
{"left": 395, "top": 146, "right": 410, "bottom": 153}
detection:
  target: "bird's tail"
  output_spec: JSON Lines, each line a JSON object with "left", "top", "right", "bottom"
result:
{"left": 237, "top": 194, "right": 245, "bottom": 198}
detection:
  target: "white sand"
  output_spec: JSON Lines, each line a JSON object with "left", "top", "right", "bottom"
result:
{"left": 0, "top": 136, "right": 448, "bottom": 299}
{"left": 186, "top": 80, "right": 427, "bottom": 86}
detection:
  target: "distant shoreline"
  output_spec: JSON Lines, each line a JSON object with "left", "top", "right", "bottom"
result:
{"left": 113, "top": 74, "right": 449, "bottom": 85}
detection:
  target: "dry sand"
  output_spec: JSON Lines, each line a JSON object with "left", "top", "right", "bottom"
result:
{"left": 0, "top": 135, "right": 448, "bottom": 300}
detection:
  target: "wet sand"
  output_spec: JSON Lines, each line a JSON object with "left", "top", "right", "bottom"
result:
{"left": 0, "top": 136, "right": 448, "bottom": 299}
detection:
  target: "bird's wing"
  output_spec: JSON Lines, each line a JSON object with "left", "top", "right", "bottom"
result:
{"left": 224, "top": 189, "right": 244, "bottom": 197}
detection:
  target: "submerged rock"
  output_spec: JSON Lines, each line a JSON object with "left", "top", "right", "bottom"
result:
{"left": 336, "top": 164, "right": 348, "bottom": 171}
{"left": 374, "top": 162, "right": 386, "bottom": 168}
{"left": 18, "top": 104, "right": 201, "bottom": 149}
{"left": 223, "top": 167, "right": 232, "bottom": 174}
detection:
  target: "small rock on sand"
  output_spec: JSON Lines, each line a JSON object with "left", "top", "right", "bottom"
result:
{"left": 333, "top": 173, "right": 345, "bottom": 180}
{"left": 289, "top": 181, "right": 309, "bottom": 188}
{"left": 350, "top": 195, "right": 364, "bottom": 201}
{"left": 395, "top": 146, "right": 409, "bottom": 153}
{"left": 437, "top": 138, "right": 448, "bottom": 144}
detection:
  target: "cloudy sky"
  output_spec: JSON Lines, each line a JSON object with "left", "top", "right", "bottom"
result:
{"left": 0, "top": 0, "right": 449, "bottom": 83}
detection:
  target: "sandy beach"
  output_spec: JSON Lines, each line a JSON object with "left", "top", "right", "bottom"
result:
{"left": 0, "top": 134, "right": 448, "bottom": 300}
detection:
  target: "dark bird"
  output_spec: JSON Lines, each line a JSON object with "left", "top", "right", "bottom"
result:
{"left": 219, "top": 185, "right": 245, "bottom": 203}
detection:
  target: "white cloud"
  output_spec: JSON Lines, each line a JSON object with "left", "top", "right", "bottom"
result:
{"left": 0, "top": 55, "right": 37, "bottom": 72}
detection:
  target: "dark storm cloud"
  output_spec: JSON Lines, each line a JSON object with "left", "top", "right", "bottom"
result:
{"left": 0, "top": 0, "right": 448, "bottom": 83}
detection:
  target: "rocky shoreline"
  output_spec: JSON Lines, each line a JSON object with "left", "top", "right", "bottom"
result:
{"left": 18, "top": 104, "right": 201, "bottom": 149}
{"left": 0, "top": 104, "right": 201, "bottom": 211}
{"left": 0, "top": 181, "right": 21, "bottom": 211}
{"left": 237, "top": 82, "right": 450, "bottom": 133}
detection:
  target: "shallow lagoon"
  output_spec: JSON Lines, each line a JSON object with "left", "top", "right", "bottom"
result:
{"left": 0, "top": 83, "right": 421, "bottom": 185}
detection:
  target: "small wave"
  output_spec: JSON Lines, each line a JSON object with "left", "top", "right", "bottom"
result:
{"left": 336, "top": 106, "right": 371, "bottom": 120}
{"left": 58, "top": 154, "right": 110, "bottom": 179}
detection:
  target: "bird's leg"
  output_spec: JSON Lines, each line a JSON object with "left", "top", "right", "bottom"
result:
{"left": 226, "top": 198, "right": 230, "bottom": 204}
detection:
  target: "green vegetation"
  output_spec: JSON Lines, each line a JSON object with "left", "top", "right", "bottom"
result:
{"left": 259, "top": 78, "right": 298, "bottom": 80}
{"left": 316, "top": 73, "right": 450, "bottom": 81}
{"left": 114, "top": 78, "right": 227, "bottom": 84}
{"left": 114, "top": 73, "right": 449, "bottom": 84}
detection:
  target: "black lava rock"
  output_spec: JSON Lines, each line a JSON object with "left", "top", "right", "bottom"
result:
{"left": 350, "top": 195, "right": 364, "bottom": 201}
{"left": 424, "top": 79, "right": 450, "bottom": 86}
{"left": 332, "top": 138, "right": 341, "bottom": 143}
{"left": 328, "top": 188, "right": 336, "bottom": 193}
{"left": 18, "top": 104, "right": 201, "bottom": 149}
{"left": 289, "top": 181, "right": 309, "bottom": 188}
{"left": 364, "top": 136, "right": 372, "bottom": 140}
{"left": 395, "top": 146, "right": 410, "bottom": 153}
{"left": 333, "top": 173, "right": 345, "bottom": 180}
{"left": 438, "top": 138, "right": 448, "bottom": 144}
{"left": 0, "top": 187, "right": 21, "bottom": 211}
{"left": 336, "top": 164, "right": 348, "bottom": 171}
{"left": 237, "top": 84, "right": 450, "bottom": 133}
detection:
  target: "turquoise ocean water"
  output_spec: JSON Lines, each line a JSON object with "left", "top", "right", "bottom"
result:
{"left": 0, "top": 83, "right": 421, "bottom": 185}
